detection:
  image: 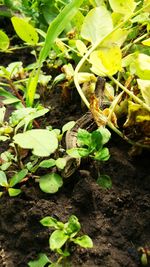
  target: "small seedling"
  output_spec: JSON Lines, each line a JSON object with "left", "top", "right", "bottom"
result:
{"left": 28, "top": 215, "right": 93, "bottom": 267}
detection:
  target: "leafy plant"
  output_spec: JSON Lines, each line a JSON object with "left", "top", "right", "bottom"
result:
{"left": 28, "top": 215, "right": 93, "bottom": 267}
{"left": 67, "top": 126, "right": 111, "bottom": 161}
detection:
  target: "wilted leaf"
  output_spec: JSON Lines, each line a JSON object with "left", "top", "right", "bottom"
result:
{"left": 81, "top": 6, "right": 113, "bottom": 44}
{"left": 13, "top": 129, "right": 58, "bottom": 157}
{"left": 39, "top": 173, "right": 63, "bottom": 193}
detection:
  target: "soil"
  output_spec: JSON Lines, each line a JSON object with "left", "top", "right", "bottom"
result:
{"left": 0, "top": 44, "right": 150, "bottom": 267}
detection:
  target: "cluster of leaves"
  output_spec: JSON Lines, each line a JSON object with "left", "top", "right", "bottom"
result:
{"left": 28, "top": 215, "right": 93, "bottom": 267}
{"left": 0, "top": 0, "right": 150, "bottom": 193}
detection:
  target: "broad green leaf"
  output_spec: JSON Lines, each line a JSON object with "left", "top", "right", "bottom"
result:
{"left": 67, "top": 148, "right": 90, "bottom": 158}
{"left": 91, "top": 130, "right": 103, "bottom": 151}
{"left": 8, "top": 188, "right": 22, "bottom": 197}
{"left": 108, "top": 0, "right": 136, "bottom": 16}
{"left": 97, "top": 127, "right": 111, "bottom": 145}
{"left": 137, "top": 79, "right": 150, "bottom": 106}
{"left": 28, "top": 253, "right": 51, "bottom": 267}
{"left": 77, "top": 129, "right": 91, "bottom": 147}
{"left": 39, "top": 159, "right": 56, "bottom": 168}
{"left": 135, "top": 53, "right": 150, "bottom": 79}
{"left": 90, "top": 45, "right": 122, "bottom": 76}
{"left": 11, "top": 17, "right": 39, "bottom": 45}
{"left": 40, "top": 217, "right": 59, "bottom": 228}
{"left": 0, "top": 87, "right": 23, "bottom": 107}
{"left": 49, "top": 230, "right": 68, "bottom": 250}
{"left": 94, "top": 147, "right": 110, "bottom": 161}
{"left": 13, "top": 129, "right": 58, "bottom": 157}
{"left": 39, "top": 173, "right": 63, "bottom": 193}
{"left": 62, "top": 121, "right": 75, "bottom": 134}
{"left": 0, "top": 171, "right": 8, "bottom": 187}
{"left": 73, "top": 235, "right": 93, "bottom": 248}
{"left": 9, "top": 169, "right": 28, "bottom": 187}
{"left": 97, "top": 175, "right": 112, "bottom": 189}
{"left": 81, "top": 7, "right": 113, "bottom": 44}
{"left": 55, "top": 158, "right": 67, "bottom": 169}
{"left": 0, "top": 30, "right": 9, "bottom": 51}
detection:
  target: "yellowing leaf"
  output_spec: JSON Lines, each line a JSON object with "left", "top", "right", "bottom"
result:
{"left": 108, "top": 0, "right": 137, "bottom": 16}
{"left": 81, "top": 7, "right": 113, "bottom": 44}
{"left": 101, "top": 28, "right": 128, "bottom": 47}
{"left": 0, "top": 30, "right": 9, "bottom": 51}
{"left": 76, "top": 40, "right": 87, "bottom": 56}
{"left": 142, "top": 38, "right": 150, "bottom": 46}
{"left": 89, "top": 45, "right": 122, "bottom": 76}
{"left": 137, "top": 79, "right": 150, "bottom": 106}
{"left": 11, "top": 17, "right": 39, "bottom": 45}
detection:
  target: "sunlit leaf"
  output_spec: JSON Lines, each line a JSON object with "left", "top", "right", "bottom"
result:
{"left": 62, "top": 121, "right": 75, "bottom": 134}
{"left": 39, "top": 173, "right": 63, "bottom": 193}
{"left": 81, "top": 6, "right": 113, "bottom": 44}
{"left": 134, "top": 53, "right": 150, "bottom": 79}
{"left": 76, "top": 40, "right": 87, "bottom": 56}
{"left": 40, "top": 217, "right": 59, "bottom": 228}
{"left": 55, "top": 158, "right": 67, "bottom": 169}
{"left": 39, "top": 159, "right": 56, "bottom": 168}
{"left": 0, "top": 107, "right": 6, "bottom": 124}
{"left": 137, "top": 79, "right": 150, "bottom": 105}
{"left": 108, "top": 0, "right": 137, "bottom": 16}
{"left": 49, "top": 230, "right": 68, "bottom": 250}
{"left": 0, "top": 30, "right": 9, "bottom": 51}
{"left": 8, "top": 188, "right": 22, "bottom": 197}
{"left": 28, "top": 253, "right": 51, "bottom": 267}
{"left": 67, "top": 148, "right": 90, "bottom": 158}
{"left": 13, "top": 129, "right": 58, "bottom": 157}
{"left": 9, "top": 169, "right": 28, "bottom": 187}
{"left": 0, "top": 171, "right": 8, "bottom": 187}
{"left": 11, "top": 17, "right": 39, "bottom": 45}
{"left": 142, "top": 38, "right": 150, "bottom": 46}
{"left": 90, "top": 45, "right": 122, "bottom": 76}
{"left": 73, "top": 235, "right": 93, "bottom": 248}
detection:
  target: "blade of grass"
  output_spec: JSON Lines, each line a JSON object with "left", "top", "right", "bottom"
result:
{"left": 26, "top": 0, "right": 84, "bottom": 107}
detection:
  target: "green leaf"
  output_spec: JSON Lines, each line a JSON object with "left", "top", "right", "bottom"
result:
{"left": 91, "top": 130, "right": 103, "bottom": 151}
{"left": 0, "top": 30, "right": 9, "bottom": 51}
{"left": 77, "top": 129, "right": 91, "bottom": 147}
{"left": 39, "top": 173, "right": 63, "bottom": 194}
{"left": 11, "top": 16, "right": 39, "bottom": 45}
{"left": 108, "top": 0, "right": 136, "bottom": 16}
{"left": 67, "top": 148, "right": 90, "bottom": 158}
{"left": 94, "top": 147, "right": 110, "bottom": 161}
{"left": 40, "top": 217, "right": 59, "bottom": 228}
{"left": 81, "top": 6, "right": 113, "bottom": 44}
{"left": 73, "top": 235, "right": 93, "bottom": 248}
{"left": 13, "top": 129, "right": 58, "bottom": 157}
{"left": 49, "top": 230, "right": 68, "bottom": 250}
{"left": 62, "top": 121, "right": 75, "bottom": 134}
{"left": 0, "top": 171, "right": 8, "bottom": 187}
{"left": 8, "top": 188, "right": 22, "bottom": 197}
{"left": 28, "top": 253, "right": 51, "bottom": 267}
{"left": 9, "top": 169, "right": 28, "bottom": 187}
{"left": 55, "top": 158, "right": 67, "bottom": 169}
{"left": 39, "top": 159, "right": 56, "bottom": 168}
{"left": 97, "top": 127, "right": 111, "bottom": 145}
{"left": 65, "top": 215, "right": 80, "bottom": 236}
{"left": 39, "top": 0, "right": 84, "bottom": 64}
{"left": 137, "top": 79, "right": 150, "bottom": 106}
{"left": 0, "top": 87, "right": 23, "bottom": 107}
{"left": 89, "top": 45, "right": 122, "bottom": 76}
{"left": 97, "top": 175, "right": 112, "bottom": 189}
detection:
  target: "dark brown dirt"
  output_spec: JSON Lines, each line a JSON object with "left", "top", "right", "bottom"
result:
{"left": 0, "top": 87, "right": 150, "bottom": 267}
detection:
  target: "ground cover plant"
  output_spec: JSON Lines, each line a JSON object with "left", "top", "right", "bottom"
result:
{"left": 0, "top": 0, "right": 150, "bottom": 266}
